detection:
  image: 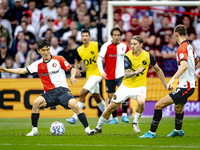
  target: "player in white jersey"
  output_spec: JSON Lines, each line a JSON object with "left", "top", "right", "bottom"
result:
{"left": 140, "top": 25, "right": 199, "bottom": 138}
{"left": 97, "top": 27, "right": 130, "bottom": 124}
{"left": 0, "top": 38, "right": 94, "bottom": 136}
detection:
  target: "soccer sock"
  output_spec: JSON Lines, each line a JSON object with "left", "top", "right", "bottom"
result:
{"left": 31, "top": 113, "right": 39, "bottom": 127}
{"left": 175, "top": 112, "right": 184, "bottom": 131}
{"left": 72, "top": 102, "right": 85, "bottom": 120}
{"left": 97, "top": 100, "right": 106, "bottom": 113}
{"left": 96, "top": 116, "right": 107, "bottom": 130}
{"left": 122, "top": 99, "right": 129, "bottom": 114}
{"left": 122, "top": 113, "right": 127, "bottom": 116}
{"left": 78, "top": 113, "right": 89, "bottom": 128}
{"left": 133, "top": 112, "right": 142, "bottom": 123}
{"left": 112, "top": 110, "right": 117, "bottom": 118}
{"left": 150, "top": 109, "right": 162, "bottom": 133}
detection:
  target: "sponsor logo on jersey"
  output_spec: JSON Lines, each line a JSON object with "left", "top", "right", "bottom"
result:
{"left": 142, "top": 60, "right": 147, "bottom": 65}
{"left": 90, "top": 51, "right": 94, "bottom": 54}
{"left": 64, "top": 61, "right": 68, "bottom": 66}
{"left": 179, "top": 53, "right": 184, "bottom": 59}
{"left": 40, "top": 70, "right": 59, "bottom": 76}
{"left": 52, "top": 63, "right": 57, "bottom": 67}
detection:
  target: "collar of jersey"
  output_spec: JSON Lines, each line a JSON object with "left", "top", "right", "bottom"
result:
{"left": 180, "top": 40, "right": 188, "bottom": 45}
{"left": 43, "top": 55, "right": 52, "bottom": 63}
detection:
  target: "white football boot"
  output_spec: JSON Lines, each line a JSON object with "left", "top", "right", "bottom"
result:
{"left": 85, "top": 126, "right": 95, "bottom": 136}
{"left": 26, "top": 127, "right": 38, "bottom": 136}
{"left": 132, "top": 123, "right": 140, "bottom": 134}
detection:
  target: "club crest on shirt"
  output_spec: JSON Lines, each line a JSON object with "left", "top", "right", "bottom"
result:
{"left": 113, "top": 95, "right": 117, "bottom": 100}
{"left": 125, "top": 62, "right": 129, "bottom": 68}
{"left": 52, "top": 63, "right": 57, "bottom": 67}
{"left": 64, "top": 61, "right": 69, "bottom": 66}
{"left": 122, "top": 47, "right": 124, "bottom": 51}
{"left": 142, "top": 60, "right": 147, "bottom": 65}
{"left": 179, "top": 53, "right": 184, "bottom": 59}
{"left": 90, "top": 51, "right": 94, "bottom": 54}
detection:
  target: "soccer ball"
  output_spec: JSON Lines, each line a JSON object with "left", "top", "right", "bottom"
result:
{"left": 50, "top": 121, "right": 65, "bottom": 136}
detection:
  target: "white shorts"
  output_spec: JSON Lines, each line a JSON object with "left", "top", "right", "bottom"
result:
{"left": 83, "top": 76, "right": 102, "bottom": 94}
{"left": 111, "top": 84, "right": 147, "bottom": 103}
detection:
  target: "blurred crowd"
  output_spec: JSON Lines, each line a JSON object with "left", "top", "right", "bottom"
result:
{"left": 0, "top": 0, "right": 200, "bottom": 79}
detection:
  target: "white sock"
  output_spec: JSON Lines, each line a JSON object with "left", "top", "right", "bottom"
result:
{"left": 113, "top": 117, "right": 118, "bottom": 121}
{"left": 72, "top": 102, "right": 85, "bottom": 120}
{"left": 97, "top": 100, "right": 106, "bottom": 113}
{"left": 32, "top": 127, "right": 38, "bottom": 131}
{"left": 96, "top": 116, "right": 107, "bottom": 130}
{"left": 133, "top": 112, "right": 142, "bottom": 123}
{"left": 174, "top": 129, "right": 181, "bottom": 132}
{"left": 149, "top": 130, "right": 155, "bottom": 134}
{"left": 122, "top": 113, "right": 127, "bottom": 116}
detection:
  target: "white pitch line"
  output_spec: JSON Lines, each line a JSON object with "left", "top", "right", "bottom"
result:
{"left": 0, "top": 143, "right": 200, "bottom": 148}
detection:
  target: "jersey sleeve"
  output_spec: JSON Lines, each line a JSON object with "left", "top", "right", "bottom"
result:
{"left": 149, "top": 53, "right": 156, "bottom": 66}
{"left": 177, "top": 44, "right": 188, "bottom": 64}
{"left": 76, "top": 52, "right": 82, "bottom": 61}
{"left": 125, "top": 43, "right": 130, "bottom": 53}
{"left": 124, "top": 56, "right": 132, "bottom": 69}
{"left": 58, "top": 56, "right": 72, "bottom": 71}
{"left": 98, "top": 43, "right": 108, "bottom": 58}
{"left": 26, "top": 60, "right": 40, "bottom": 74}
{"left": 98, "top": 42, "right": 102, "bottom": 52}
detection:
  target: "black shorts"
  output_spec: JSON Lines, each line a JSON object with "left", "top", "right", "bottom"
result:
{"left": 169, "top": 87, "right": 195, "bottom": 105}
{"left": 106, "top": 76, "right": 124, "bottom": 93}
{"left": 41, "top": 87, "right": 74, "bottom": 109}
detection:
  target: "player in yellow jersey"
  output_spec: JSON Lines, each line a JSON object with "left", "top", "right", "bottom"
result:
{"left": 66, "top": 29, "right": 107, "bottom": 124}
{"left": 92, "top": 35, "right": 172, "bottom": 134}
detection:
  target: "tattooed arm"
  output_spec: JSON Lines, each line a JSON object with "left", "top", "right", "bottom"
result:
{"left": 125, "top": 67, "right": 144, "bottom": 78}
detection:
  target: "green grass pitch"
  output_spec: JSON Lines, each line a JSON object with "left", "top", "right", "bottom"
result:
{"left": 0, "top": 117, "right": 200, "bottom": 150}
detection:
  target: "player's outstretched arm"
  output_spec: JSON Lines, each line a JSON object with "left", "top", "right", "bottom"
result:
{"left": 167, "top": 60, "right": 187, "bottom": 90}
{"left": 124, "top": 67, "right": 144, "bottom": 78}
{"left": 74, "top": 60, "right": 82, "bottom": 77}
{"left": 0, "top": 66, "right": 28, "bottom": 74}
{"left": 152, "top": 63, "right": 171, "bottom": 90}
{"left": 69, "top": 68, "right": 78, "bottom": 85}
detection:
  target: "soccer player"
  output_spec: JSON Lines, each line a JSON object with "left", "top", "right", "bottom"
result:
{"left": 97, "top": 27, "right": 130, "bottom": 124}
{"left": 140, "top": 24, "right": 199, "bottom": 138}
{"left": 0, "top": 38, "right": 94, "bottom": 136}
{"left": 66, "top": 29, "right": 107, "bottom": 124}
{"left": 93, "top": 35, "right": 171, "bottom": 134}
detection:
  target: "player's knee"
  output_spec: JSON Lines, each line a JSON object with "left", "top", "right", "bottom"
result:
{"left": 92, "top": 94, "right": 101, "bottom": 103}
{"left": 174, "top": 105, "right": 183, "bottom": 114}
{"left": 137, "top": 101, "right": 145, "bottom": 108}
{"left": 33, "top": 100, "right": 40, "bottom": 107}
{"left": 155, "top": 102, "right": 163, "bottom": 110}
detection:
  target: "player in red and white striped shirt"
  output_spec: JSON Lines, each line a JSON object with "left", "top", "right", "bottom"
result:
{"left": 140, "top": 25, "right": 199, "bottom": 138}
{"left": 97, "top": 27, "right": 130, "bottom": 124}
{"left": 0, "top": 38, "right": 94, "bottom": 136}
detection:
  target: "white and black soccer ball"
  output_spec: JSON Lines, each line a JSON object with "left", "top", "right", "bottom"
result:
{"left": 50, "top": 121, "right": 65, "bottom": 136}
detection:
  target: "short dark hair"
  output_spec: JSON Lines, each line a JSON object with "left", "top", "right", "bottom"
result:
{"left": 81, "top": 29, "right": 90, "bottom": 36}
{"left": 110, "top": 27, "right": 123, "bottom": 36}
{"left": 69, "top": 36, "right": 76, "bottom": 41}
{"left": 174, "top": 24, "right": 187, "bottom": 36}
{"left": 37, "top": 38, "right": 50, "bottom": 49}
{"left": 131, "top": 35, "right": 143, "bottom": 43}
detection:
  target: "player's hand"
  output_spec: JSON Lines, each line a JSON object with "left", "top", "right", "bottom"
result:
{"left": 70, "top": 77, "right": 78, "bottom": 85}
{"left": 75, "top": 69, "right": 82, "bottom": 77}
{"left": 135, "top": 67, "right": 144, "bottom": 74}
{"left": 0, "top": 66, "right": 7, "bottom": 73}
{"left": 167, "top": 78, "right": 175, "bottom": 91}
{"left": 102, "top": 72, "right": 107, "bottom": 79}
